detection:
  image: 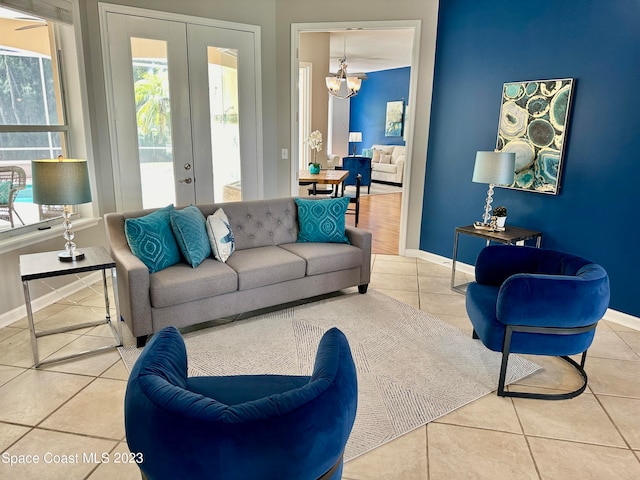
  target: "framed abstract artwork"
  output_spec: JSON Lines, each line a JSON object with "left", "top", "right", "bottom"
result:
{"left": 495, "top": 78, "right": 574, "bottom": 194}
{"left": 384, "top": 100, "right": 404, "bottom": 137}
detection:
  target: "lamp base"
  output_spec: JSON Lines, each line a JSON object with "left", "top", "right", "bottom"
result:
{"left": 58, "top": 250, "right": 85, "bottom": 262}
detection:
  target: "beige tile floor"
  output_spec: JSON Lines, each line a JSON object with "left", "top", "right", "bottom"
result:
{"left": 0, "top": 254, "right": 639, "bottom": 479}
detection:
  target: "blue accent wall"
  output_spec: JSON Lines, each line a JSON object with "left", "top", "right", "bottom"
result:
{"left": 421, "top": 0, "right": 640, "bottom": 316}
{"left": 349, "top": 67, "right": 410, "bottom": 153}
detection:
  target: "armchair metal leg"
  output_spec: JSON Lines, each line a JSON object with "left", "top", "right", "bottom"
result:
{"left": 497, "top": 323, "right": 595, "bottom": 400}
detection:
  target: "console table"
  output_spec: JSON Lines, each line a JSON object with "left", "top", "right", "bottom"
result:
{"left": 20, "top": 246, "right": 123, "bottom": 367}
{"left": 451, "top": 224, "right": 543, "bottom": 294}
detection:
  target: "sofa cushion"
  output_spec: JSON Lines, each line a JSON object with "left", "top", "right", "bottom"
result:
{"left": 372, "top": 163, "right": 398, "bottom": 174}
{"left": 226, "top": 246, "right": 306, "bottom": 290}
{"left": 0, "top": 180, "right": 11, "bottom": 203}
{"left": 125, "top": 205, "right": 181, "bottom": 273}
{"left": 280, "top": 243, "right": 363, "bottom": 276}
{"left": 170, "top": 205, "right": 211, "bottom": 268}
{"left": 150, "top": 258, "right": 238, "bottom": 308}
{"left": 206, "top": 208, "right": 235, "bottom": 263}
{"left": 371, "top": 146, "right": 394, "bottom": 163}
{"left": 294, "top": 197, "right": 350, "bottom": 244}
{"left": 379, "top": 154, "right": 392, "bottom": 164}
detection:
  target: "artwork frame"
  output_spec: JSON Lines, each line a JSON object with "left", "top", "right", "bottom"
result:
{"left": 384, "top": 100, "right": 404, "bottom": 137}
{"left": 496, "top": 78, "right": 574, "bottom": 195}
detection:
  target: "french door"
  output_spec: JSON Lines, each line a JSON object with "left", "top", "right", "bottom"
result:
{"left": 101, "top": 6, "right": 262, "bottom": 210}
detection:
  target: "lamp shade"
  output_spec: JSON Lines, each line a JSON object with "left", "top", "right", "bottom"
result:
{"left": 32, "top": 159, "right": 92, "bottom": 205}
{"left": 472, "top": 151, "right": 516, "bottom": 185}
{"left": 348, "top": 132, "right": 362, "bottom": 143}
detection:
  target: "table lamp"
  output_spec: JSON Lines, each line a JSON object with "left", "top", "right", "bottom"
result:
{"left": 32, "top": 158, "right": 92, "bottom": 262}
{"left": 348, "top": 132, "right": 362, "bottom": 156}
{"left": 472, "top": 151, "right": 515, "bottom": 224}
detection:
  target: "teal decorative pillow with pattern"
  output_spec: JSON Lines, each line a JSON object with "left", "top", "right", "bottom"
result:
{"left": 170, "top": 205, "right": 211, "bottom": 268}
{"left": 125, "top": 205, "right": 181, "bottom": 273}
{"left": 0, "top": 181, "right": 12, "bottom": 204}
{"left": 294, "top": 197, "right": 350, "bottom": 244}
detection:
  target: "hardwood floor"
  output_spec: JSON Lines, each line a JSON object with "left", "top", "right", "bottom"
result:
{"left": 347, "top": 192, "right": 402, "bottom": 255}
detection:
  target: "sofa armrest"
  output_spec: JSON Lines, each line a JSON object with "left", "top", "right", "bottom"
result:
{"left": 345, "top": 226, "right": 371, "bottom": 286}
{"left": 104, "top": 213, "right": 154, "bottom": 338}
{"left": 394, "top": 158, "right": 405, "bottom": 181}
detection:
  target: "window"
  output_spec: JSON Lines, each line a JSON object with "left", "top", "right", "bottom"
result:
{"left": 0, "top": 4, "right": 73, "bottom": 235}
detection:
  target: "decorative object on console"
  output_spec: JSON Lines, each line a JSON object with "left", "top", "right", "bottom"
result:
{"left": 385, "top": 100, "right": 405, "bottom": 137}
{"left": 493, "top": 205, "right": 507, "bottom": 228}
{"left": 496, "top": 78, "right": 574, "bottom": 194}
{"left": 309, "top": 163, "right": 321, "bottom": 174}
{"left": 472, "top": 151, "right": 515, "bottom": 225}
{"left": 348, "top": 131, "right": 362, "bottom": 156}
{"left": 305, "top": 130, "right": 323, "bottom": 173}
{"left": 32, "top": 158, "right": 92, "bottom": 262}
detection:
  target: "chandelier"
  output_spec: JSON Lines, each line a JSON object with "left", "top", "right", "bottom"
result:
{"left": 325, "top": 55, "right": 363, "bottom": 99}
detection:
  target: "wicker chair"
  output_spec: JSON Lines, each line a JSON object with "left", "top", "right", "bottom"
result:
{"left": 0, "top": 166, "right": 26, "bottom": 228}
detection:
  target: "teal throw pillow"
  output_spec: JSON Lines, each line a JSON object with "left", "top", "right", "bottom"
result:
{"left": 125, "top": 205, "right": 181, "bottom": 273}
{"left": 170, "top": 205, "right": 212, "bottom": 268}
{"left": 0, "top": 181, "right": 12, "bottom": 204}
{"left": 295, "top": 197, "right": 350, "bottom": 244}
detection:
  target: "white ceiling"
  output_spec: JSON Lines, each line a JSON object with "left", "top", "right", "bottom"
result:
{"left": 328, "top": 29, "right": 414, "bottom": 75}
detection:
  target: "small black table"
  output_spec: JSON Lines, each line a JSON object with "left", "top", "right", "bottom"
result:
{"left": 451, "top": 224, "right": 543, "bottom": 294}
{"left": 20, "top": 246, "right": 123, "bottom": 367}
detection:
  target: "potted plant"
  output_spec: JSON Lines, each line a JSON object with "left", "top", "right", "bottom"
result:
{"left": 493, "top": 205, "right": 507, "bottom": 227}
{"left": 305, "top": 130, "right": 323, "bottom": 174}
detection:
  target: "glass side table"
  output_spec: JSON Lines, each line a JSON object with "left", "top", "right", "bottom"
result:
{"left": 20, "top": 246, "right": 123, "bottom": 367}
{"left": 451, "top": 224, "right": 543, "bottom": 294}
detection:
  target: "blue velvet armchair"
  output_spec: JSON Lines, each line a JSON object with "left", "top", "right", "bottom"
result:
{"left": 466, "top": 245, "right": 610, "bottom": 400}
{"left": 124, "top": 326, "right": 358, "bottom": 479}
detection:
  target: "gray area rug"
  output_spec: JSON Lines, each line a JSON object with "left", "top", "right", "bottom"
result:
{"left": 119, "top": 290, "right": 540, "bottom": 461}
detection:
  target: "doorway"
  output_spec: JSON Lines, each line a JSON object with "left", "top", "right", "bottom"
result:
{"left": 291, "top": 22, "right": 421, "bottom": 255}
{"left": 100, "top": 5, "right": 263, "bottom": 211}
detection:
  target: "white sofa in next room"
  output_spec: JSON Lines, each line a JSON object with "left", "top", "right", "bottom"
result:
{"left": 366, "top": 144, "right": 406, "bottom": 186}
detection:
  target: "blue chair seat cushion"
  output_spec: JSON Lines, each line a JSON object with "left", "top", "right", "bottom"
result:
{"left": 187, "top": 375, "right": 310, "bottom": 405}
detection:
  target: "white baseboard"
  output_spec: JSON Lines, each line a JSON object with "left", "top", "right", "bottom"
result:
{"left": 405, "top": 248, "right": 640, "bottom": 331}
{"left": 0, "top": 271, "right": 103, "bottom": 329}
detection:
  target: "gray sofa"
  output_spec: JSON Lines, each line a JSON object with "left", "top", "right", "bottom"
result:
{"left": 104, "top": 197, "right": 372, "bottom": 346}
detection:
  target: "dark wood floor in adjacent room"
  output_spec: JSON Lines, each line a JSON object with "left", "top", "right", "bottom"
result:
{"left": 347, "top": 192, "right": 401, "bottom": 255}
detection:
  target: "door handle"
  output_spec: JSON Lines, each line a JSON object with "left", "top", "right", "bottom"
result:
{"left": 178, "top": 177, "right": 193, "bottom": 184}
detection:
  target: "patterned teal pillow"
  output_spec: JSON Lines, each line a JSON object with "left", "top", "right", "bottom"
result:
{"left": 170, "top": 205, "right": 211, "bottom": 268}
{"left": 295, "top": 197, "right": 350, "bottom": 244}
{"left": 0, "top": 181, "right": 11, "bottom": 204}
{"left": 125, "top": 205, "right": 181, "bottom": 273}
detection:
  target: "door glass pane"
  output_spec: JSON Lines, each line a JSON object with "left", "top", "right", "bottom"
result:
{"left": 207, "top": 47, "right": 241, "bottom": 203}
{"left": 131, "top": 37, "right": 175, "bottom": 208}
